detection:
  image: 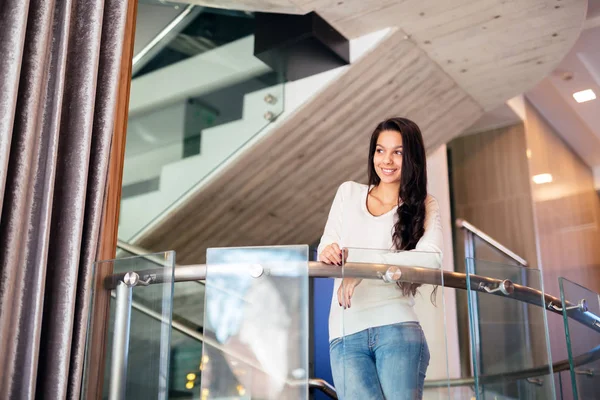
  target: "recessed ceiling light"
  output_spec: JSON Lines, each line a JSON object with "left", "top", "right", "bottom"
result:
{"left": 573, "top": 89, "right": 596, "bottom": 103}
{"left": 532, "top": 173, "right": 553, "bottom": 184}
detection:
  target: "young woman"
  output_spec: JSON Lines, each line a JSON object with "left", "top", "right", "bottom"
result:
{"left": 317, "top": 117, "right": 443, "bottom": 400}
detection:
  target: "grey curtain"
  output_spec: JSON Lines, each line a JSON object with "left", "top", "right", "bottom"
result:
{"left": 0, "top": 0, "right": 130, "bottom": 398}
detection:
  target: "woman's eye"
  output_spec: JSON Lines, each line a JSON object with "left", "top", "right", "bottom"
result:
{"left": 395, "top": 151, "right": 403, "bottom": 155}
{"left": 376, "top": 149, "right": 383, "bottom": 153}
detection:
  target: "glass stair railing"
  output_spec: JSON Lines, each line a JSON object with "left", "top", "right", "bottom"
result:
{"left": 466, "top": 260, "right": 554, "bottom": 399}
{"left": 118, "top": 1, "right": 285, "bottom": 242}
{"left": 83, "top": 232, "right": 600, "bottom": 400}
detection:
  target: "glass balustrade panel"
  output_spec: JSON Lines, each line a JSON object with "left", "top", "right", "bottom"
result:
{"left": 466, "top": 258, "right": 555, "bottom": 399}
{"left": 81, "top": 251, "right": 175, "bottom": 400}
{"left": 201, "top": 245, "right": 309, "bottom": 399}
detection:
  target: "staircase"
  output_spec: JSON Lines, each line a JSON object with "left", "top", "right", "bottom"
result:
{"left": 122, "top": 0, "right": 588, "bottom": 265}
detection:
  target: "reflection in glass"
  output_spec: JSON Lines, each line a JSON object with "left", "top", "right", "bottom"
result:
{"left": 202, "top": 246, "right": 309, "bottom": 399}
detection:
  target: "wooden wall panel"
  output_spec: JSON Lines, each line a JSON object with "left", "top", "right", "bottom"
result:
{"left": 524, "top": 99, "right": 600, "bottom": 363}
{"left": 449, "top": 123, "right": 539, "bottom": 268}
{"left": 448, "top": 104, "right": 600, "bottom": 377}
{"left": 448, "top": 123, "right": 542, "bottom": 374}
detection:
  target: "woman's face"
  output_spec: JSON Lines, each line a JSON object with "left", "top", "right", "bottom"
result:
{"left": 373, "top": 130, "right": 403, "bottom": 184}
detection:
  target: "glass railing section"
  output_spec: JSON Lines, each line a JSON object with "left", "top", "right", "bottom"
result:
{"left": 455, "top": 219, "right": 529, "bottom": 386}
{"left": 466, "top": 259, "right": 555, "bottom": 399}
{"left": 116, "top": 242, "right": 207, "bottom": 398}
{"left": 559, "top": 278, "right": 600, "bottom": 400}
{"left": 335, "top": 248, "right": 451, "bottom": 399}
{"left": 201, "top": 245, "right": 310, "bottom": 399}
{"left": 82, "top": 251, "right": 175, "bottom": 399}
{"left": 118, "top": 1, "right": 285, "bottom": 242}
{"left": 166, "top": 278, "right": 205, "bottom": 398}
{"left": 89, "top": 243, "right": 600, "bottom": 399}
{"left": 471, "top": 234, "right": 524, "bottom": 267}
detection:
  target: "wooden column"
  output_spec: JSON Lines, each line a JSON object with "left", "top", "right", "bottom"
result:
{"left": 85, "top": 0, "right": 137, "bottom": 398}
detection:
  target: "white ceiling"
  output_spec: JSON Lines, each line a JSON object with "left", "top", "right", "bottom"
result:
{"left": 527, "top": 8, "right": 600, "bottom": 183}
{"left": 470, "top": 1, "right": 600, "bottom": 188}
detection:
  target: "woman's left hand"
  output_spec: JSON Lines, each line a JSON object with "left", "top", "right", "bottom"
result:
{"left": 337, "top": 278, "right": 362, "bottom": 309}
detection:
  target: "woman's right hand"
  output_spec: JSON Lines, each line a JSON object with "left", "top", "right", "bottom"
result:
{"left": 319, "top": 243, "right": 343, "bottom": 266}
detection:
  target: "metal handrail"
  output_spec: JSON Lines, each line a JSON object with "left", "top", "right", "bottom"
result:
{"left": 103, "top": 260, "right": 600, "bottom": 333}
{"left": 131, "top": 4, "right": 202, "bottom": 76}
{"left": 116, "top": 240, "right": 205, "bottom": 286}
{"left": 456, "top": 218, "right": 528, "bottom": 266}
{"left": 308, "top": 379, "right": 338, "bottom": 399}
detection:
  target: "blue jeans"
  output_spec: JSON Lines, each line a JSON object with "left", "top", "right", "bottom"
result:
{"left": 329, "top": 322, "right": 430, "bottom": 400}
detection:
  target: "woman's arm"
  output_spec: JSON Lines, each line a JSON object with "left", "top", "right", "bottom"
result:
{"left": 317, "top": 183, "right": 346, "bottom": 260}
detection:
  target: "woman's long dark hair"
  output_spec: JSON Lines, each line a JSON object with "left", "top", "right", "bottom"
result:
{"left": 368, "top": 117, "right": 428, "bottom": 297}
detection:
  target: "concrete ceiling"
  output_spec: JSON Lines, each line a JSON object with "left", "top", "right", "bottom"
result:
{"left": 134, "top": 0, "right": 589, "bottom": 263}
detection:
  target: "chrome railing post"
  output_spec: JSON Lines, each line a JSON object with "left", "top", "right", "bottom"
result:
{"left": 109, "top": 280, "right": 133, "bottom": 400}
{"left": 464, "top": 230, "right": 482, "bottom": 392}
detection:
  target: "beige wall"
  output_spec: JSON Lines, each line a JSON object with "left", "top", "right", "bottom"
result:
{"left": 524, "top": 99, "right": 600, "bottom": 362}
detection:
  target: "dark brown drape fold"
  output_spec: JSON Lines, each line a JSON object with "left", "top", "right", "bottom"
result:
{"left": 66, "top": 0, "right": 130, "bottom": 398}
{"left": 0, "top": 0, "right": 131, "bottom": 399}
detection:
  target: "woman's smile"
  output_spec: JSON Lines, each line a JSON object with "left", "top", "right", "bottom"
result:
{"left": 380, "top": 167, "right": 398, "bottom": 175}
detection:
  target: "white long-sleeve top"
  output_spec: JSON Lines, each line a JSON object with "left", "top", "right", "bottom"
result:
{"left": 317, "top": 181, "right": 444, "bottom": 341}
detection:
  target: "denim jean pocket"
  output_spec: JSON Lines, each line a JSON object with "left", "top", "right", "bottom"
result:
{"left": 329, "top": 337, "right": 343, "bottom": 349}
{"left": 397, "top": 321, "right": 421, "bottom": 328}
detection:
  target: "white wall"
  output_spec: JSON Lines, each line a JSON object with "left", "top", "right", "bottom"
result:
{"left": 415, "top": 144, "right": 461, "bottom": 390}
